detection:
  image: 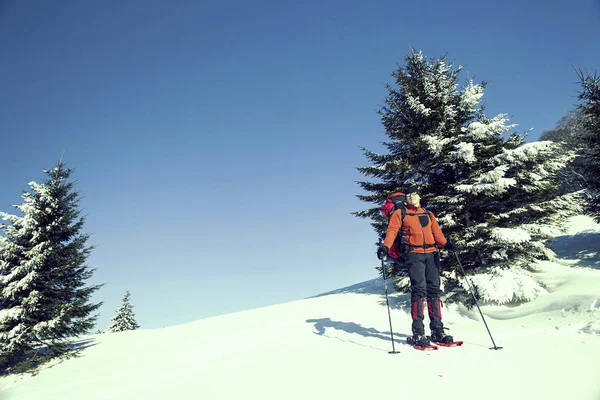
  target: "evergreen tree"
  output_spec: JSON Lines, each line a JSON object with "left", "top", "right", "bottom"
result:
{"left": 575, "top": 69, "right": 600, "bottom": 221}
{"left": 107, "top": 291, "right": 140, "bottom": 333}
{"left": 540, "top": 109, "right": 588, "bottom": 194}
{"left": 0, "top": 198, "right": 37, "bottom": 372}
{"left": 355, "top": 50, "right": 576, "bottom": 306}
{"left": 355, "top": 50, "right": 481, "bottom": 234}
{"left": 0, "top": 160, "right": 102, "bottom": 372}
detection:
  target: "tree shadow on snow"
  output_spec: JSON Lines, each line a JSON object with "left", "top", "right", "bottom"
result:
{"left": 33, "top": 338, "right": 97, "bottom": 358}
{"left": 312, "top": 277, "right": 414, "bottom": 313}
{"left": 550, "top": 232, "right": 600, "bottom": 270}
{"left": 69, "top": 338, "right": 97, "bottom": 351}
{"left": 312, "top": 277, "right": 387, "bottom": 297}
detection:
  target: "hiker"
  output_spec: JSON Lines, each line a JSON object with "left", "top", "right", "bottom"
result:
{"left": 377, "top": 185, "right": 457, "bottom": 347}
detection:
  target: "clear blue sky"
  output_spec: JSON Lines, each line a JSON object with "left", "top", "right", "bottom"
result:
{"left": 1, "top": 0, "right": 599, "bottom": 330}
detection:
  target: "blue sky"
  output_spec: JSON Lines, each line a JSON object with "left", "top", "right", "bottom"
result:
{"left": 1, "top": 0, "right": 599, "bottom": 330}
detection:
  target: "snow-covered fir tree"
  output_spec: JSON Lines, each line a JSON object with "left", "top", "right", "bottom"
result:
{"left": 107, "top": 291, "right": 140, "bottom": 333}
{"left": 0, "top": 198, "right": 37, "bottom": 371}
{"left": 540, "top": 109, "right": 589, "bottom": 194}
{"left": 355, "top": 50, "right": 576, "bottom": 306}
{"left": 575, "top": 68, "right": 600, "bottom": 221}
{"left": 0, "top": 160, "right": 102, "bottom": 372}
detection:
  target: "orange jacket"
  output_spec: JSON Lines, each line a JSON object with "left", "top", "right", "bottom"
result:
{"left": 383, "top": 205, "right": 447, "bottom": 254}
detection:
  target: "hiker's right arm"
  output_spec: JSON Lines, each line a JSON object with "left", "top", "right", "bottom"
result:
{"left": 383, "top": 210, "right": 402, "bottom": 249}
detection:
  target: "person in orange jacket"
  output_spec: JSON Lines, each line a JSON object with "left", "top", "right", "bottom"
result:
{"left": 379, "top": 185, "right": 457, "bottom": 347}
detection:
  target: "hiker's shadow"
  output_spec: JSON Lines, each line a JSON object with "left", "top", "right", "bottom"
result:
{"left": 306, "top": 318, "right": 407, "bottom": 344}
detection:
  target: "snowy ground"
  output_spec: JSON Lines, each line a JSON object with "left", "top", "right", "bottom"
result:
{"left": 1, "top": 216, "right": 599, "bottom": 400}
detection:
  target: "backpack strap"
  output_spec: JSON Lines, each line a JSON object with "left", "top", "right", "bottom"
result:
{"left": 394, "top": 205, "right": 407, "bottom": 247}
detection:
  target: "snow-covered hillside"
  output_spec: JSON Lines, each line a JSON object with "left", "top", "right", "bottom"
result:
{"left": 1, "top": 216, "right": 599, "bottom": 400}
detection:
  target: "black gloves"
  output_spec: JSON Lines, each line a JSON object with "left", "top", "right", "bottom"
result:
{"left": 377, "top": 245, "right": 389, "bottom": 260}
{"left": 444, "top": 240, "right": 458, "bottom": 253}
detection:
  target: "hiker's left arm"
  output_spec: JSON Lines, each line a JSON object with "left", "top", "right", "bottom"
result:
{"left": 430, "top": 213, "right": 447, "bottom": 247}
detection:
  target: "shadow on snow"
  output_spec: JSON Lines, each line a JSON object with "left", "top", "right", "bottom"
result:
{"left": 305, "top": 317, "right": 407, "bottom": 349}
{"left": 550, "top": 232, "right": 600, "bottom": 270}
{"left": 69, "top": 338, "right": 97, "bottom": 352}
{"left": 312, "top": 278, "right": 389, "bottom": 297}
{"left": 312, "top": 277, "right": 412, "bottom": 310}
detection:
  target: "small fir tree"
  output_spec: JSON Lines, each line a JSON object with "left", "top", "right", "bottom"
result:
{"left": 0, "top": 160, "right": 102, "bottom": 372}
{"left": 107, "top": 291, "right": 140, "bottom": 333}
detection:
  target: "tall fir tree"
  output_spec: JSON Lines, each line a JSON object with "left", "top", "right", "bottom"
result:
{"left": 0, "top": 160, "right": 102, "bottom": 372}
{"left": 107, "top": 291, "right": 140, "bottom": 333}
{"left": 575, "top": 68, "right": 600, "bottom": 221}
{"left": 355, "top": 50, "right": 576, "bottom": 306}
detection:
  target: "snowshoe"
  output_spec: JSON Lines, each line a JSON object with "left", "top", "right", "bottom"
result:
{"left": 429, "top": 331, "right": 454, "bottom": 344}
{"left": 428, "top": 332, "right": 463, "bottom": 347}
{"left": 407, "top": 335, "right": 438, "bottom": 351}
{"left": 429, "top": 338, "right": 464, "bottom": 347}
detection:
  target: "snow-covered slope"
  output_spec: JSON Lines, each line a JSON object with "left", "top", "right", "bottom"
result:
{"left": 1, "top": 216, "right": 599, "bottom": 400}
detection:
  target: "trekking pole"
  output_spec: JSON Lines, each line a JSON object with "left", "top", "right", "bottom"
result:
{"left": 453, "top": 251, "right": 503, "bottom": 350}
{"left": 379, "top": 239, "right": 400, "bottom": 354}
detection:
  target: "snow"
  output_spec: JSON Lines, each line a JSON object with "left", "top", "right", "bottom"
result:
{"left": 464, "top": 266, "right": 547, "bottom": 303}
{"left": 491, "top": 227, "right": 531, "bottom": 244}
{"left": 451, "top": 142, "right": 476, "bottom": 163}
{"left": 405, "top": 92, "right": 432, "bottom": 116}
{"left": 421, "top": 134, "right": 451, "bottom": 157}
{"left": 460, "top": 80, "right": 484, "bottom": 111}
{"left": 0, "top": 307, "right": 23, "bottom": 324}
{"left": 500, "top": 141, "right": 553, "bottom": 163}
{"left": 467, "top": 114, "right": 517, "bottom": 140}
{"left": 456, "top": 164, "right": 517, "bottom": 195}
{"left": 1, "top": 217, "right": 600, "bottom": 400}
